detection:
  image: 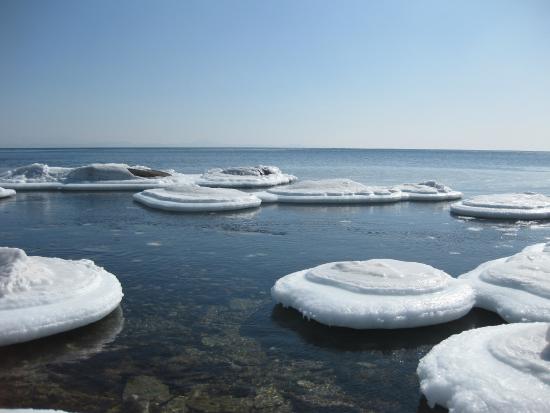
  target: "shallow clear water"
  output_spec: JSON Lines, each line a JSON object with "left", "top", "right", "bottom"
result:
{"left": 1, "top": 148, "right": 550, "bottom": 412}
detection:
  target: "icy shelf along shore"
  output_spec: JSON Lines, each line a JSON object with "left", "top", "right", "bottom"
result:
{"left": 0, "top": 163, "right": 197, "bottom": 191}
{"left": 0, "top": 247, "right": 123, "bottom": 346}
{"left": 196, "top": 165, "right": 297, "bottom": 188}
{"left": 271, "top": 259, "right": 475, "bottom": 329}
{"left": 459, "top": 243, "right": 550, "bottom": 322}
{"left": 133, "top": 185, "right": 262, "bottom": 212}
{"left": 417, "top": 322, "right": 550, "bottom": 413}
{"left": 451, "top": 192, "right": 550, "bottom": 220}
{"left": 0, "top": 187, "right": 16, "bottom": 199}
{"left": 257, "top": 179, "right": 461, "bottom": 204}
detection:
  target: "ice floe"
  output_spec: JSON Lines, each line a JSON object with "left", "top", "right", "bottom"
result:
{"left": 451, "top": 192, "right": 550, "bottom": 220}
{"left": 0, "top": 247, "right": 123, "bottom": 346}
{"left": 0, "top": 187, "right": 16, "bottom": 199}
{"left": 272, "top": 259, "right": 475, "bottom": 329}
{"left": 256, "top": 179, "right": 402, "bottom": 203}
{"left": 393, "top": 180, "right": 462, "bottom": 201}
{"left": 133, "top": 185, "right": 262, "bottom": 212}
{"left": 459, "top": 243, "right": 550, "bottom": 322}
{"left": 196, "top": 165, "right": 296, "bottom": 188}
{"left": 417, "top": 322, "right": 550, "bottom": 413}
{"left": 0, "top": 163, "right": 195, "bottom": 191}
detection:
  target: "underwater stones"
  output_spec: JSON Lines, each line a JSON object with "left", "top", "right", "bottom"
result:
{"left": 451, "top": 192, "right": 550, "bottom": 220}
{"left": 459, "top": 243, "right": 550, "bottom": 322}
{"left": 122, "top": 375, "right": 171, "bottom": 413}
{"left": 394, "top": 180, "right": 462, "bottom": 201}
{"left": 133, "top": 185, "right": 262, "bottom": 212}
{"left": 197, "top": 165, "right": 296, "bottom": 188}
{"left": 417, "top": 322, "right": 550, "bottom": 413}
{"left": 0, "top": 187, "right": 16, "bottom": 199}
{"left": 272, "top": 259, "right": 475, "bottom": 329}
{"left": 256, "top": 179, "right": 402, "bottom": 204}
{"left": 0, "top": 247, "right": 123, "bottom": 346}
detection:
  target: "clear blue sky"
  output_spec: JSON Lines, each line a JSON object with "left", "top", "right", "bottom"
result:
{"left": 1, "top": 0, "right": 549, "bottom": 149}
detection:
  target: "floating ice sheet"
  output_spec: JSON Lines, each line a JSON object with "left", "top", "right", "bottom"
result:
{"left": 393, "top": 180, "right": 462, "bottom": 201}
{"left": 256, "top": 179, "right": 402, "bottom": 203}
{"left": 272, "top": 259, "right": 474, "bottom": 329}
{"left": 133, "top": 185, "right": 262, "bottom": 212}
{"left": 417, "top": 322, "right": 550, "bottom": 413}
{"left": 0, "top": 163, "right": 196, "bottom": 191}
{"left": 0, "top": 187, "right": 16, "bottom": 199}
{"left": 451, "top": 192, "right": 550, "bottom": 220}
{"left": 196, "top": 165, "right": 296, "bottom": 188}
{"left": 0, "top": 247, "right": 123, "bottom": 346}
{"left": 459, "top": 243, "right": 550, "bottom": 322}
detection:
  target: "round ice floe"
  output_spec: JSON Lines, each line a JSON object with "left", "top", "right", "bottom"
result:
{"left": 0, "top": 187, "right": 16, "bottom": 199}
{"left": 196, "top": 165, "right": 296, "bottom": 188}
{"left": 394, "top": 180, "right": 462, "bottom": 201}
{"left": 272, "top": 259, "right": 474, "bottom": 329}
{"left": 0, "top": 247, "right": 123, "bottom": 346}
{"left": 0, "top": 163, "right": 196, "bottom": 191}
{"left": 459, "top": 243, "right": 550, "bottom": 322}
{"left": 417, "top": 322, "right": 550, "bottom": 413}
{"left": 451, "top": 192, "right": 550, "bottom": 220}
{"left": 257, "top": 179, "right": 402, "bottom": 204}
{"left": 133, "top": 185, "right": 262, "bottom": 212}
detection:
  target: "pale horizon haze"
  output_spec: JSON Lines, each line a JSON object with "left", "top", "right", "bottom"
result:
{"left": 1, "top": 0, "right": 549, "bottom": 150}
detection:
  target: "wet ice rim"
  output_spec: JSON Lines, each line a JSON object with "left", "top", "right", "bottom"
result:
{"left": 256, "top": 179, "right": 460, "bottom": 203}
{"left": 272, "top": 259, "right": 475, "bottom": 329}
{"left": 459, "top": 243, "right": 550, "bottom": 322}
{"left": 451, "top": 192, "right": 550, "bottom": 220}
{"left": 417, "top": 322, "right": 550, "bottom": 413}
{"left": 133, "top": 185, "right": 262, "bottom": 212}
{"left": 0, "top": 163, "right": 197, "bottom": 191}
{"left": 196, "top": 165, "right": 297, "bottom": 188}
{"left": 0, "top": 247, "right": 123, "bottom": 346}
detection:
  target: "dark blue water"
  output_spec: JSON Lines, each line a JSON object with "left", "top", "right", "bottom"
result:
{"left": 1, "top": 148, "right": 550, "bottom": 413}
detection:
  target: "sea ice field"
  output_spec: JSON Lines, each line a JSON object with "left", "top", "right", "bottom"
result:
{"left": 1, "top": 148, "right": 550, "bottom": 412}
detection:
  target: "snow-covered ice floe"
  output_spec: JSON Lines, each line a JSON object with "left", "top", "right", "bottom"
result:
{"left": 133, "top": 185, "right": 262, "bottom": 212}
{"left": 417, "top": 322, "right": 550, "bottom": 413}
{"left": 451, "top": 192, "right": 550, "bottom": 220}
{"left": 393, "top": 181, "right": 462, "bottom": 201}
{"left": 0, "top": 163, "right": 196, "bottom": 191}
{"left": 459, "top": 243, "right": 550, "bottom": 322}
{"left": 196, "top": 165, "right": 296, "bottom": 188}
{"left": 0, "top": 247, "right": 123, "bottom": 346}
{"left": 272, "top": 259, "right": 474, "bottom": 329}
{"left": 256, "top": 179, "right": 402, "bottom": 204}
{"left": 0, "top": 187, "right": 16, "bottom": 199}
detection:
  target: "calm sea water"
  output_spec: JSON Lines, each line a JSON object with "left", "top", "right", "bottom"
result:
{"left": 1, "top": 148, "right": 550, "bottom": 413}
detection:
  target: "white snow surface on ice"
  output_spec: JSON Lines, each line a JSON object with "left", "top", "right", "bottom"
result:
{"left": 393, "top": 180, "right": 462, "bottom": 201}
{"left": 0, "top": 163, "right": 196, "bottom": 191}
{"left": 417, "top": 322, "right": 550, "bottom": 413}
{"left": 133, "top": 185, "right": 262, "bottom": 212}
{"left": 451, "top": 192, "right": 550, "bottom": 219}
{"left": 256, "top": 179, "right": 402, "bottom": 203}
{"left": 0, "top": 187, "right": 16, "bottom": 199}
{"left": 0, "top": 247, "right": 123, "bottom": 346}
{"left": 459, "top": 243, "right": 550, "bottom": 322}
{"left": 196, "top": 165, "right": 296, "bottom": 188}
{"left": 272, "top": 259, "right": 475, "bottom": 329}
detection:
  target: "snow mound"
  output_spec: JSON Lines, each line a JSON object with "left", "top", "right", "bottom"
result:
{"left": 0, "top": 247, "right": 123, "bottom": 346}
{"left": 272, "top": 259, "right": 474, "bottom": 329}
{"left": 0, "top": 163, "right": 195, "bottom": 191}
{"left": 0, "top": 187, "right": 16, "bottom": 199}
{"left": 459, "top": 243, "right": 550, "bottom": 322}
{"left": 133, "top": 185, "right": 262, "bottom": 212}
{"left": 451, "top": 192, "right": 550, "bottom": 219}
{"left": 394, "top": 180, "right": 462, "bottom": 201}
{"left": 197, "top": 165, "right": 296, "bottom": 188}
{"left": 417, "top": 322, "right": 550, "bottom": 413}
{"left": 257, "top": 179, "right": 402, "bottom": 203}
